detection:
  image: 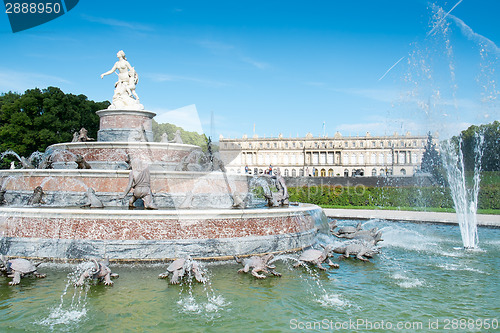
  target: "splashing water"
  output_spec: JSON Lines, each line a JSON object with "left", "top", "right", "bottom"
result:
{"left": 441, "top": 133, "right": 485, "bottom": 249}
{"left": 38, "top": 266, "right": 90, "bottom": 329}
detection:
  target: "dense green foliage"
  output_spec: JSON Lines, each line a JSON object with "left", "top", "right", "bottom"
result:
{"left": 152, "top": 120, "right": 208, "bottom": 150}
{"left": 452, "top": 121, "right": 500, "bottom": 172}
{"left": 289, "top": 183, "right": 500, "bottom": 210}
{"left": 0, "top": 87, "right": 109, "bottom": 157}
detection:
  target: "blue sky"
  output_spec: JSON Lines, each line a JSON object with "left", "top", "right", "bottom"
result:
{"left": 1, "top": 0, "right": 498, "bottom": 140}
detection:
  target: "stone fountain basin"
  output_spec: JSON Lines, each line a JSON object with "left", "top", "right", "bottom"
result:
{"left": 0, "top": 204, "right": 327, "bottom": 261}
{"left": 48, "top": 141, "right": 201, "bottom": 170}
{"left": 0, "top": 169, "right": 250, "bottom": 207}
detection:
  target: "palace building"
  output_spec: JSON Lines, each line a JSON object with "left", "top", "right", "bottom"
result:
{"left": 219, "top": 131, "right": 436, "bottom": 177}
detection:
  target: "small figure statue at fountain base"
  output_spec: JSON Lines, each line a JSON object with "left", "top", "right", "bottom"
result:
{"left": 121, "top": 159, "right": 157, "bottom": 210}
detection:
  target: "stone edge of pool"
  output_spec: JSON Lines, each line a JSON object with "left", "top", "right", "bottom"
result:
{"left": 323, "top": 208, "right": 500, "bottom": 228}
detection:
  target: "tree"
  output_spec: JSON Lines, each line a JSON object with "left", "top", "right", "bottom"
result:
{"left": 457, "top": 121, "right": 500, "bottom": 172}
{"left": 420, "top": 132, "right": 446, "bottom": 184}
{"left": 421, "top": 132, "right": 440, "bottom": 173}
{"left": 0, "top": 87, "right": 109, "bottom": 159}
{"left": 152, "top": 120, "right": 208, "bottom": 150}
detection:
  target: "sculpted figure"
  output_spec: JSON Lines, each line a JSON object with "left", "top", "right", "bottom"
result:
{"left": 82, "top": 188, "right": 104, "bottom": 208}
{"left": 169, "top": 130, "right": 183, "bottom": 144}
{"left": 75, "top": 258, "right": 118, "bottom": 286}
{"left": 28, "top": 186, "right": 45, "bottom": 205}
{"left": 260, "top": 168, "right": 289, "bottom": 207}
{"left": 75, "top": 154, "right": 91, "bottom": 169}
{"left": 0, "top": 188, "right": 6, "bottom": 205}
{"left": 158, "top": 257, "right": 207, "bottom": 284}
{"left": 333, "top": 241, "right": 379, "bottom": 262}
{"left": 121, "top": 159, "right": 157, "bottom": 209}
{"left": 73, "top": 128, "right": 94, "bottom": 142}
{"left": 294, "top": 244, "right": 339, "bottom": 270}
{"left": 101, "top": 50, "right": 144, "bottom": 110}
{"left": 234, "top": 254, "right": 281, "bottom": 279}
{"left": 0, "top": 255, "right": 46, "bottom": 285}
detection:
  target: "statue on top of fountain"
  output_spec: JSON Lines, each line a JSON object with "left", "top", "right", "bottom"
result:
{"left": 101, "top": 50, "right": 144, "bottom": 110}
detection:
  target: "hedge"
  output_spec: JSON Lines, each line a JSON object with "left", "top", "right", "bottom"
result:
{"left": 288, "top": 185, "right": 500, "bottom": 210}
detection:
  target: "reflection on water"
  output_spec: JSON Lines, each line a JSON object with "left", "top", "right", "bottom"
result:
{"left": 0, "top": 220, "right": 498, "bottom": 332}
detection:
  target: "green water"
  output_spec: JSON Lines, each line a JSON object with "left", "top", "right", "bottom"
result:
{"left": 0, "top": 220, "right": 498, "bottom": 332}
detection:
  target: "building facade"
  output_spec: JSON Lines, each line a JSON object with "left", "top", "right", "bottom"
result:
{"left": 219, "top": 132, "right": 436, "bottom": 177}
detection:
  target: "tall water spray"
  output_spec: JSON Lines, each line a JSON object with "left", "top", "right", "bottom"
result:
{"left": 441, "top": 134, "right": 484, "bottom": 249}
{"left": 394, "top": 2, "right": 497, "bottom": 248}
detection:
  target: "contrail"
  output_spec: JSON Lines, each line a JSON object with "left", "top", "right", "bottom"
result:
{"left": 426, "top": 0, "right": 463, "bottom": 37}
{"left": 378, "top": 56, "right": 405, "bottom": 81}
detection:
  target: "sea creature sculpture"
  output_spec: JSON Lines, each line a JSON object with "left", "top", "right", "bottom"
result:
{"left": 27, "top": 186, "right": 45, "bottom": 205}
{"left": 75, "top": 258, "right": 119, "bottom": 286}
{"left": 81, "top": 188, "right": 104, "bottom": 208}
{"left": 293, "top": 244, "right": 339, "bottom": 270}
{"left": 352, "top": 229, "right": 384, "bottom": 245}
{"left": 158, "top": 257, "right": 207, "bottom": 284}
{"left": 72, "top": 128, "right": 95, "bottom": 142}
{"left": 333, "top": 241, "right": 379, "bottom": 262}
{"left": 332, "top": 222, "right": 362, "bottom": 237}
{"left": 0, "top": 188, "right": 6, "bottom": 205}
{"left": 335, "top": 226, "right": 379, "bottom": 239}
{"left": 169, "top": 130, "right": 183, "bottom": 144}
{"left": 329, "top": 220, "right": 338, "bottom": 233}
{"left": 0, "top": 255, "right": 46, "bottom": 285}
{"left": 234, "top": 254, "right": 281, "bottom": 279}
{"left": 75, "top": 154, "right": 91, "bottom": 169}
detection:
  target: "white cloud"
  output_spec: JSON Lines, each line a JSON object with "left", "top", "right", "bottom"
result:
{"left": 81, "top": 14, "right": 154, "bottom": 32}
{"left": 196, "top": 39, "right": 270, "bottom": 70}
{"left": 449, "top": 14, "right": 499, "bottom": 54}
{"left": 240, "top": 56, "right": 270, "bottom": 70}
{"left": 332, "top": 87, "right": 400, "bottom": 103}
{"left": 0, "top": 69, "right": 71, "bottom": 92}
{"left": 153, "top": 104, "right": 204, "bottom": 134}
{"left": 143, "top": 73, "right": 227, "bottom": 87}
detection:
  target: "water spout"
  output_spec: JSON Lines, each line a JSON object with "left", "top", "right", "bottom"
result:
{"left": 441, "top": 133, "right": 484, "bottom": 249}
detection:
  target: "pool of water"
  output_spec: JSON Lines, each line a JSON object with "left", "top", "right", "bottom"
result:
{"left": 1, "top": 220, "right": 498, "bottom": 332}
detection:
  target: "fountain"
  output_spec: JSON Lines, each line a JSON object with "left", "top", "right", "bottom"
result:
{"left": 395, "top": 3, "right": 497, "bottom": 249}
{"left": 0, "top": 50, "right": 328, "bottom": 261}
{"left": 442, "top": 134, "right": 485, "bottom": 249}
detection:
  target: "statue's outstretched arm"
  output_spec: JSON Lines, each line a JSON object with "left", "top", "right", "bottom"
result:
{"left": 101, "top": 63, "right": 118, "bottom": 79}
